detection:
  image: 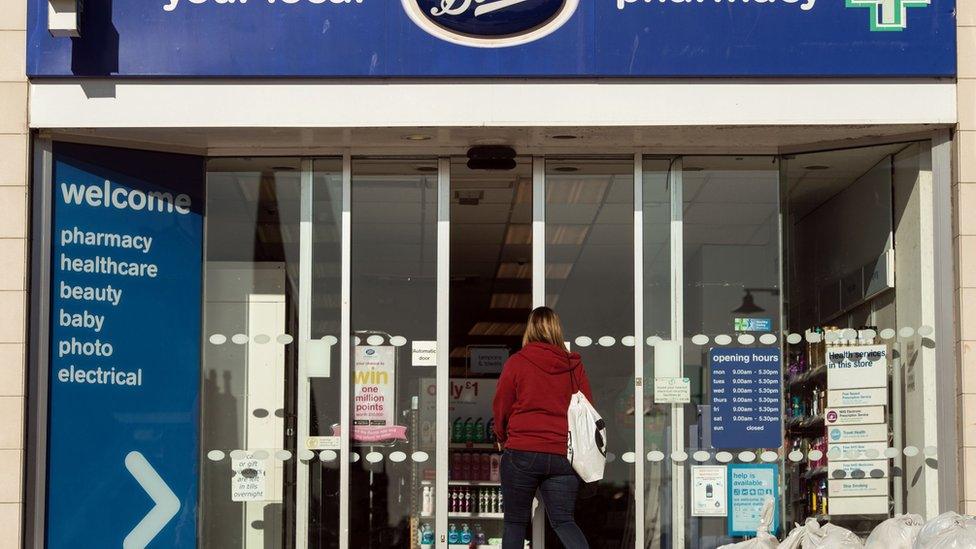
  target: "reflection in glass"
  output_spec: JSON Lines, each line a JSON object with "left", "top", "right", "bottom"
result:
{"left": 202, "top": 158, "right": 303, "bottom": 548}
{"left": 642, "top": 158, "right": 674, "bottom": 549}
{"left": 308, "top": 159, "right": 344, "bottom": 548}
{"left": 682, "top": 157, "right": 780, "bottom": 548}
{"left": 546, "top": 157, "right": 635, "bottom": 548}
{"left": 350, "top": 159, "right": 438, "bottom": 549}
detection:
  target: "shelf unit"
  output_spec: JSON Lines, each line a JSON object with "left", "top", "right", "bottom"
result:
{"left": 448, "top": 512, "right": 504, "bottom": 520}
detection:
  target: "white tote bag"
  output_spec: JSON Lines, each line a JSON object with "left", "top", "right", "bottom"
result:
{"left": 566, "top": 388, "right": 607, "bottom": 483}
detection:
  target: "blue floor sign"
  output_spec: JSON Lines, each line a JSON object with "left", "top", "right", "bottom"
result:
{"left": 47, "top": 143, "right": 203, "bottom": 548}
{"left": 710, "top": 347, "right": 782, "bottom": 450}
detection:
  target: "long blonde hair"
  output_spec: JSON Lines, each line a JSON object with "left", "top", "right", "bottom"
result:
{"left": 522, "top": 306, "right": 566, "bottom": 348}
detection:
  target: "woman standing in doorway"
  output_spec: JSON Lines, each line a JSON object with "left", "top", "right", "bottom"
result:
{"left": 492, "top": 307, "right": 593, "bottom": 549}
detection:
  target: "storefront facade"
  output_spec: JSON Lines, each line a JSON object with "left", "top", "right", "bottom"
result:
{"left": 2, "top": 1, "right": 973, "bottom": 547}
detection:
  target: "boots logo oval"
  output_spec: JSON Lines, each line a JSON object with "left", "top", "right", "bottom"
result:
{"left": 401, "top": 0, "right": 579, "bottom": 48}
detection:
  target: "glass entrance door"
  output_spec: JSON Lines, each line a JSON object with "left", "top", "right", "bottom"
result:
{"left": 199, "top": 153, "right": 783, "bottom": 549}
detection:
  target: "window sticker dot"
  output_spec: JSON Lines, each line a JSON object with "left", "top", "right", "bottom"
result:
{"left": 880, "top": 328, "right": 897, "bottom": 340}
{"left": 353, "top": 336, "right": 361, "bottom": 346}
{"left": 825, "top": 331, "right": 840, "bottom": 344}
{"left": 253, "top": 334, "right": 271, "bottom": 344}
{"left": 366, "top": 452, "right": 384, "bottom": 464}
{"left": 621, "top": 336, "right": 636, "bottom": 347}
{"left": 621, "top": 452, "right": 636, "bottom": 463}
{"left": 760, "top": 451, "right": 778, "bottom": 463}
{"left": 842, "top": 328, "right": 858, "bottom": 340}
{"left": 737, "top": 334, "right": 756, "bottom": 345}
{"left": 786, "top": 333, "right": 803, "bottom": 345}
{"left": 320, "top": 450, "right": 338, "bottom": 462}
{"left": 869, "top": 469, "right": 885, "bottom": 478}
{"left": 788, "top": 451, "right": 803, "bottom": 463}
{"left": 904, "top": 446, "right": 920, "bottom": 457}
{"left": 759, "top": 334, "right": 777, "bottom": 345}
{"left": 252, "top": 450, "right": 269, "bottom": 460}
{"left": 832, "top": 470, "right": 847, "bottom": 479}
{"left": 738, "top": 451, "right": 756, "bottom": 463}
{"left": 860, "top": 328, "right": 878, "bottom": 340}
{"left": 598, "top": 336, "right": 616, "bottom": 347}
{"left": 575, "top": 336, "right": 593, "bottom": 348}
{"left": 670, "top": 451, "right": 688, "bottom": 463}
{"left": 322, "top": 335, "right": 339, "bottom": 345}
{"left": 209, "top": 334, "right": 227, "bottom": 345}
{"left": 646, "top": 336, "right": 663, "bottom": 347}
{"left": 827, "top": 447, "right": 842, "bottom": 460}
{"left": 230, "top": 450, "right": 247, "bottom": 460}
{"left": 366, "top": 335, "right": 385, "bottom": 346}
{"left": 884, "top": 448, "right": 900, "bottom": 459}
{"left": 924, "top": 446, "right": 938, "bottom": 458}
{"left": 274, "top": 409, "right": 286, "bottom": 418}
{"left": 647, "top": 451, "right": 665, "bottom": 463}
{"left": 351, "top": 452, "right": 361, "bottom": 463}
{"left": 899, "top": 327, "right": 916, "bottom": 338}
{"left": 606, "top": 452, "right": 617, "bottom": 463}
{"left": 232, "top": 334, "right": 249, "bottom": 345}
{"left": 865, "top": 449, "right": 880, "bottom": 459}
{"left": 693, "top": 451, "right": 711, "bottom": 462}
{"left": 389, "top": 336, "right": 407, "bottom": 347}
{"left": 715, "top": 452, "right": 733, "bottom": 464}
{"left": 252, "top": 409, "right": 269, "bottom": 418}
{"left": 714, "top": 334, "right": 732, "bottom": 345}
{"left": 805, "top": 332, "right": 823, "bottom": 343}
{"left": 918, "top": 325, "right": 935, "bottom": 337}
{"left": 275, "top": 450, "right": 293, "bottom": 461}
{"left": 389, "top": 451, "right": 407, "bottom": 463}
{"left": 207, "top": 450, "right": 226, "bottom": 462}
{"left": 299, "top": 449, "right": 316, "bottom": 461}
{"left": 691, "top": 335, "right": 710, "bottom": 346}
{"left": 808, "top": 450, "right": 823, "bottom": 462}
{"left": 277, "top": 334, "right": 294, "bottom": 345}
{"left": 412, "top": 451, "right": 429, "bottom": 463}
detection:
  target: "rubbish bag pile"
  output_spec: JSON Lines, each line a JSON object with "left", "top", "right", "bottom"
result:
{"left": 715, "top": 511, "right": 976, "bottom": 549}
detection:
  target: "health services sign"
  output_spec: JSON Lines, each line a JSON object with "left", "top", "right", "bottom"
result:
{"left": 26, "top": 0, "right": 955, "bottom": 77}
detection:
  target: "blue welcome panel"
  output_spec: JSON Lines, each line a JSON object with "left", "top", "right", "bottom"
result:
{"left": 47, "top": 143, "right": 203, "bottom": 548}
{"left": 26, "top": 0, "right": 955, "bottom": 77}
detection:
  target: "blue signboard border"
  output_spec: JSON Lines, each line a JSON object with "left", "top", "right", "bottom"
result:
{"left": 25, "top": 0, "right": 956, "bottom": 78}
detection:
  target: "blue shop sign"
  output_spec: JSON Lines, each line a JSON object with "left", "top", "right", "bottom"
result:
{"left": 26, "top": 0, "right": 955, "bottom": 77}
{"left": 47, "top": 143, "right": 203, "bottom": 548}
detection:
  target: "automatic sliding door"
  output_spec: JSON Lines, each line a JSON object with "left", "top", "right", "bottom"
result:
{"left": 349, "top": 159, "right": 441, "bottom": 549}
{"left": 545, "top": 158, "right": 636, "bottom": 548}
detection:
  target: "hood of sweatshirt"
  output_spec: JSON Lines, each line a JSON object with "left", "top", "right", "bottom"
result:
{"left": 518, "top": 342, "right": 582, "bottom": 375}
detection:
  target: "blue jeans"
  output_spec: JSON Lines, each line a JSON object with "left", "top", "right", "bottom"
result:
{"left": 500, "top": 449, "right": 589, "bottom": 549}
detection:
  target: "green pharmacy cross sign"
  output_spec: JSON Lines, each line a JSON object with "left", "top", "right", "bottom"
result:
{"left": 845, "top": 0, "right": 932, "bottom": 31}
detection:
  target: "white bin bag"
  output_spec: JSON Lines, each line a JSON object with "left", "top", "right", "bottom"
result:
{"left": 914, "top": 512, "right": 976, "bottom": 548}
{"left": 718, "top": 498, "right": 779, "bottom": 549}
{"left": 777, "top": 518, "right": 863, "bottom": 549}
{"left": 566, "top": 391, "right": 606, "bottom": 483}
{"left": 864, "top": 514, "right": 924, "bottom": 549}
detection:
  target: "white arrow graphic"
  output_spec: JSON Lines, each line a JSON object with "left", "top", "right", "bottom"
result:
{"left": 123, "top": 451, "right": 181, "bottom": 549}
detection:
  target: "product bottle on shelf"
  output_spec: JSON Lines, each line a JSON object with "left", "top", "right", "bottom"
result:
{"left": 448, "top": 524, "right": 459, "bottom": 545}
{"left": 490, "top": 454, "right": 501, "bottom": 482}
{"left": 453, "top": 418, "right": 464, "bottom": 444}
{"left": 474, "top": 418, "right": 485, "bottom": 443}
{"left": 460, "top": 524, "right": 472, "bottom": 544}
{"left": 420, "top": 523, "right": 434, "bottom": 546}
{"left": 464, "top": 417, "right": 475, "bottom": 443}
{"left": 422, "top": 486, "right": 433, "bottom": 516}
{"left": 474, "top": 524, "right": 487, "bottom": 545}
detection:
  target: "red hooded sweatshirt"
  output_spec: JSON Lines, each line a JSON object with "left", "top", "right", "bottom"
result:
{"left": 492, "top": 342, "right": 594, "bottom": 456}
